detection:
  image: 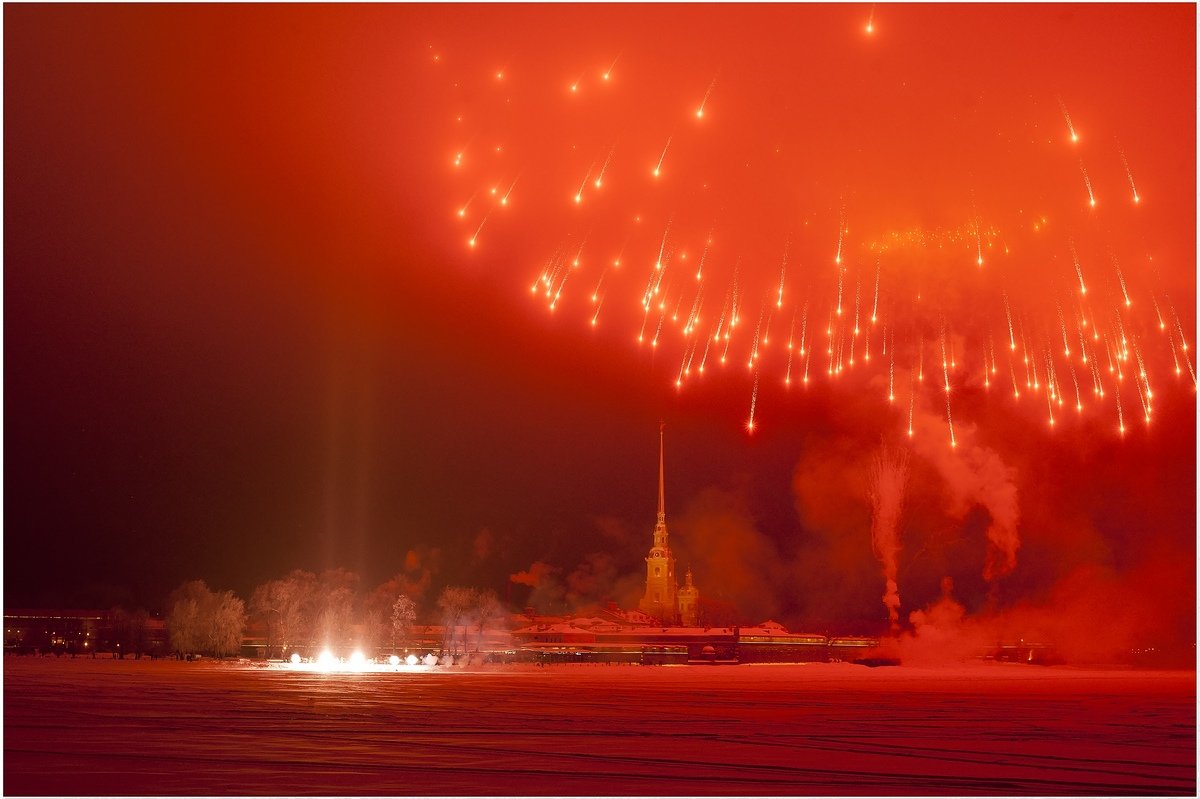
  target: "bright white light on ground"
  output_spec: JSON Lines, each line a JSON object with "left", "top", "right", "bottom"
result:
{"left": 290, "top": 653, "right": 301, "bottom": 664}
{"left": 282, "top": 649, "right": 438, "bottom": 673}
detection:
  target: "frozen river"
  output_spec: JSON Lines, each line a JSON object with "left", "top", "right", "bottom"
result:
{"left": 4, "top": 657, "right": 1194, "bottom": 795}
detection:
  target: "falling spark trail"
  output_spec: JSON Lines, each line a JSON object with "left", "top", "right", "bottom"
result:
{"left": 1182, "top": 341, "right": 1198, "bottom": 387}
{"left": 748, "top": 304, "right": 765, "bottom": 368}
{"left": 684, "top": 287, "right": 704, "bottom": 335}
{"left": 1119, "top": 147, "right": 1140, "bottom": 203}
{"left": 1059, "top": 96, "right": 1079, "bottom": 142}
{"left": 594, "top": 146, "right": 616, "bottom": 189}
{"left": 1115, "top": 382, "right": 1126, "bottom": 435}
{"left": 1070, "top": 242, "right": 1087, "bottom": 295}
{"left": 683, "top": 338, "right": 698, "bottom": 377}
{"left": 776, "top": 242, "right": 788, "bottom": 307}
{"left": 592, "top": 270, "right": 606, "bottom": 302}
{"left": 1046, "top": 374, "right": 1056, "bottom": 427}
{"left": 696, "top": 76, "right": 718, "bottom": 118}
{"left": 940, "top": 330, "right": 951, "bottom": 394}
{"left": 918, "top": 335, "right": 925, "bottom": 382}
{"left": 907, "top": 370, "right": 915, "bottom": 436}
{"left": 835, "top": 211, "right": 845, "bottom": 264}
{"left": 653, "top": 136, "right": 672, "bottom": 177}
{"left": 870, "top": 261, "right": 880, "bottom": 323}
{"left": 602, "top": 54, "right": 620, "bottom": 81}
{"left": 457, "top": 191, "right": 479, "bottom": 218}
{"left": 499, "top": 176, "right": 520, "bottom": 206}
{"left": 946, "top": 390, "right": 956, "bottom": 448}
{"left": 1080, "top": 160, "right": 1096, "bottom": 207}
{"left": 853, "top": 277, "right": 861, "bottom": 335}
{"left": 1004, "top": 293, "right": 1016, "bottom": 350}
{"left": 1169, "top": 299, "right": 1189, "bottom": 353}
{"left": 1113, "top": 255, "right": 1131, "bottom": 306}
{"left": 574, "top": 163, "right": 594, "bottom": 204}
{"left": 799, "top": 302, "right": 809, "bottom": 355}
{"left": 747, "top": 368, "right": 759, "bottom": 432}
{"left": 696, "top": 236, "right": 712, "bottom": 281}
{"left": 1058, "top": 303, "right": 1071, "bottom": 356}
{"left": 468, "top": 214, "right": 489, "bottom": 248}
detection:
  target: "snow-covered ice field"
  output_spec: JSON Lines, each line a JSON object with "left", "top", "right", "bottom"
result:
{"left": 3, "top": 657, "right": 1194, "bottom": 795}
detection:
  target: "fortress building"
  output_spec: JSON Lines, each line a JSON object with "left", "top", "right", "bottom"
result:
{"left": 638, "top": 426, "right": 699, "bottom": 626}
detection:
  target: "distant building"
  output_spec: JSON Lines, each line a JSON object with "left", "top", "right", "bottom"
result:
{"left": 637, "top": 425, "right": 699, "bottom": 625}
{"left": 677, "top": 568, "right": 699, "bottom": 627}
{"left": 3, "top": 608, "right": 166, "bottom": 656}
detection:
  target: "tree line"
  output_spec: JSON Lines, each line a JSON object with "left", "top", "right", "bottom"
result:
{"left": 162, "top": 569, "right": 510, "bottom": 659}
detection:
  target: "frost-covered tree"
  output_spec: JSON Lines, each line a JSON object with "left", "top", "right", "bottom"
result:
{"left": 249, "top": 570, "right": 315, "bottom": 658}
{"left": 205, "top": 590, "right": 247, "bottom": 657}
{"left": 391, "top": 594, "right": 417, "bottom": 653}
{"left": 313, "top": 568, "right": 359, "bottom": 653}
{"left": 167, "top": 581, "right": 208, "bottom": 656}
{"left": 167, "top": 580, "right": 247, "bottom": 658}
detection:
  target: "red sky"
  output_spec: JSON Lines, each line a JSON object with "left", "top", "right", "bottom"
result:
{"left": 4, "top": 4, "right": 1195, "bottom": 647}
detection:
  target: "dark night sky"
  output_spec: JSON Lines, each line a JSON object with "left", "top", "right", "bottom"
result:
{"left": 4, "top": 5, "right": 1195, "bottom": 645}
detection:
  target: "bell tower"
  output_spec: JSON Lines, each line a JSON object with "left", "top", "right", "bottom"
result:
{"left": 639, "top": 424, "right": 678, "bottom": 624}
{"left": 677, "top": 567, "right": 700, "bottom": 627}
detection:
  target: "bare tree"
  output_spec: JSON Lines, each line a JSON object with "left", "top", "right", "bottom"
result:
{"left": 437, "top": 586, "right": 477, "bottom": 655}
{"left": 391, "top": 594, "right": 417, "bottom": 653}
{"left": 466, "top": 590, "right": 508, "bottom": 653}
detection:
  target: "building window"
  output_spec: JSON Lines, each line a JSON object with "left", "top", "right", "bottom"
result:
{"left": 654, "top": 567, "right": 661, "bottom": 577}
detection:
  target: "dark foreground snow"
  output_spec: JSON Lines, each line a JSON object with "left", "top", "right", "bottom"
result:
{"left": 3, "top": 658, "right": 1195, "bottom": 795}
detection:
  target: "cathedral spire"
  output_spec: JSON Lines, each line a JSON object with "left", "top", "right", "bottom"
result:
{"left": 657, "top": 422, "right": 666, "bottom": 525}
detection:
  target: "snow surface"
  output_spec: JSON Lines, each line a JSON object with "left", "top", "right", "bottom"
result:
{"left": 3, "top": 657, "right": 1195, "bottom": 795}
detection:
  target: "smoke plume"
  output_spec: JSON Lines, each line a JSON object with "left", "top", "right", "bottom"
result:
{"left": 868, "top": 444, "right": 910, "bottom": 631}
